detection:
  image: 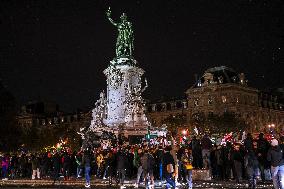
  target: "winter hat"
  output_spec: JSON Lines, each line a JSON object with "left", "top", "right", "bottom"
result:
{"left": 271, "top": 139, "right": 278, "bottom": 146}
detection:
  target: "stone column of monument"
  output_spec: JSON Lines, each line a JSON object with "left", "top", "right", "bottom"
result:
{"left": 103, "top": 8, "right": 149, "bottom": 137}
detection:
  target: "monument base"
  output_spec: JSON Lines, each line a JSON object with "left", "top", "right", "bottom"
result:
{"left": 95, "top": 124, "right": 148, "bottom": 144}
{"left": 120, "top": 127, "right": 148, "bottom": 136}
{"left": 192, "top": 169, "right": 211, "bottom": 180}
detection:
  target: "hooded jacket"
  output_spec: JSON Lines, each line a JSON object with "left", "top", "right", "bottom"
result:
{"left": 116, "top": 150, "right": 128, "bottom": 170}
{"left": 267, "top": 146, "right": 284, "bottom": 167}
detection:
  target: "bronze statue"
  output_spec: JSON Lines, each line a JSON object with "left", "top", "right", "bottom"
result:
{"left": 106, "top": 7, "right": 134, "bottom": 58}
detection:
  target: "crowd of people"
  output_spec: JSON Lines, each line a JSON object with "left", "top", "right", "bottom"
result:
{"left": 1, "top": 133, "right": 284, "bottom": 189}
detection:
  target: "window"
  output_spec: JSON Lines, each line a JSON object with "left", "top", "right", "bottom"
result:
{"left": 54, "top": 117, "right": 58, "bottom": 124}
{"left": 176, "top": 101, "right": 182, "bottom": 109}
{"left": 162, "top": 103, "right": 166, "bottom": 111}
{"left": 218, "top": 76, "right": 223, "bottom": 84}
{"left": 166, "top": 103, "right": 172, "bottom": 111}
{"left": 194, "top": 98, "right": 199, "bottom": 106}
{"left": 222, "top": 96, "right": 227, "bottom": 103}
{"left": 183, "top": 102, "right": 187, "bottom": 109}
{"left": 156, "top": 104, "right": 162, "bottom": 112}
{"left": 152, "top": 104, "right": 156, "bottom": 112}
{"left": 208, "top": 96, "right": 213, "bottom": 105}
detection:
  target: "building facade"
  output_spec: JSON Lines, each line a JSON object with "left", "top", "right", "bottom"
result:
{"left": 17, "top": 101, "right": 91, "bottom": 132}
{"left": 146, "top": 98, "right": 188, "bottom": 128}
{"left": 147, "top": 66, "right": 284, "bottom": 133}
{"left": 17, "top": 66, "right": 284, "bottom": 135}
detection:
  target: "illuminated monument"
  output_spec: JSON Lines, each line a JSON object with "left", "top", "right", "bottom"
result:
{"left": 103, "top": 8, "right": 150, "bottom": 136}
{"left": 83, "top": 8, "right": 150, "bottom": 142}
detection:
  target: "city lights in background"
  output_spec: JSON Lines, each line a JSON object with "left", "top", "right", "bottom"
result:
{"left": 267, "top": 123, "right": 276, "bottom": 136}
{"left": 268, "top": 123, "right": 275, "bottom": 128}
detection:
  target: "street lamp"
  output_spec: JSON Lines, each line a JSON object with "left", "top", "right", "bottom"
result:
{"left": 268, "top": 123, "right": 276, "bottom": 136}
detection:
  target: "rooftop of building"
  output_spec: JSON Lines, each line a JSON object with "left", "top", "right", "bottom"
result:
{"left": 146, "top": 95, "right": 186, "bottom": 104}
{"left": 192, "top": 65, "right": 245, "bottom": 88}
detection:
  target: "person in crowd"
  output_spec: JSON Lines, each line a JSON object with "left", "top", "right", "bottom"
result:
{"left": 10, "top": 154, "right": 18, "bottom": 179}
{"left": 70, "top": 151, "right": 77, "bottom": 178}
{"left": 267, "top": 139, "right": 284, "bottom": 189}
{"left": 103, "top": 150, "right": 113, "bottom": 179}
{"left": 126, "top": 148, "right": 135, "bottom": 178}
{"left": 244, "top": 150, "right": 259, "bottom": 189}
{"left": 231, "top": 144, "right": 243, "bottom": 183}
{"left": 177, "top": 146, "right": 185, "bottom": 184}
{"left": 181, "top": 148, "right": 193, "bottom": 189}
{"left": 1, "top": 154, "right": 9, "bottom": 180}
{"left": 108, "top": 147, "right": 117, "bottom": 186}
{"left": 42, "top": 152, "right": 52, "bottom": 179}
{"left": 62, "top": 151, "right": 71, "bottom": 180}
{"left": 27, "top": 154, "right": 32, "bottom": 177}
{"left": 191, "top": 136, "right": 203, "bottom": 169}
{"left": 163, "top": 146, "right": 175, "bottom": 189}
{"left": 245, "top": 142, "right": 260, "bottom": 189}
{"left": 134, "top": 148, "right": 143, "bottom": 188}
{"left": 52, "top": 151, "right": 61, "bottom": 185}
{"left": 116, "top": 147, "right": 128, "bottom": 189}
{"left": 201, "top": 134, "right": 212, "bottom": 169}
{"left": 40, "top": 153, "right": 47, "bottom": 179}
{"left": 4, "top": 132, "right": 284, "bottom": 189}
{"left": 156, "top": 145, "right": 164, "bottom": 183}
{"left": 75, "top": 151, "right": 83, "bottom": 178}
{"left": 210, "top": 145, "right": 218, "bottom": 179}
{"left": 0, "top": 155, "right": 2, "bottom": 178}
{"left": 82, "top": 148, "right": 92, "bottom": 188}
{"left": 141, "top": 149, "right": 155, "bottom": 189}
{"left": 244, "top": 133, "right": 254, "bottom": 152}
{"left": 224, "top": 142, "right": 233, "bottom": 180}
{"left": 19, "top": 153, "right": 27, "bottom": 178}
{"left": 215, "top": 145, "right": 224, "bottom": 180}
{"left": 96, "top": 151, "right": 104, "bottom": 178}
{"left": 170, "top": 143, "right": 179, "bottom": 185}
{"left": 257, "top": 133, "right": 270, "bottom": 182}
{"left": 196, "top": 139, "right": 203, "bottom": 169}
{"left": 31, "top": 154, "right": 40, "bottom": 180}
{"left": 279, "top": 136, "right": 284, "bottom": 152}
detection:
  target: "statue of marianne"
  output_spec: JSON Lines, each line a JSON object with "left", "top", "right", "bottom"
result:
{"left": 106, "top": 7, "right": 134, "bottom": 58}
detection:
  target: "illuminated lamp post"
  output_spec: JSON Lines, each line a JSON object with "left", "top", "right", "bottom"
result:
{"left": 268, "top": 123, "right": 276, "bottom": 136}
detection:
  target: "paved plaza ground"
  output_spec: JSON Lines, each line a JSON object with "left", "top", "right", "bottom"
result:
{"left": 0, "top": 178, "right": 274, "bottom": 188}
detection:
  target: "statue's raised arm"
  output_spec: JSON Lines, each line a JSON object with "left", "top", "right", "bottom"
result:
{"left": 106, "top": 7, "right": 117, "bottom": 26}
{"left": 106, "top": 8, "right": 134, "bottom": 58}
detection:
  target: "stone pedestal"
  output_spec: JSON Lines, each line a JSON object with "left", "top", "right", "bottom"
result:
{"left": 192, "top": 169, "right": 211, "bottom": 180}
{"left": 103, "top": 58, "right": 149, "bottom": 137}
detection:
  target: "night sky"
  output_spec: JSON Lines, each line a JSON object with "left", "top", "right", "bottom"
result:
{"left": 0, "top": 0, "right": 283, "bottom": 111}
